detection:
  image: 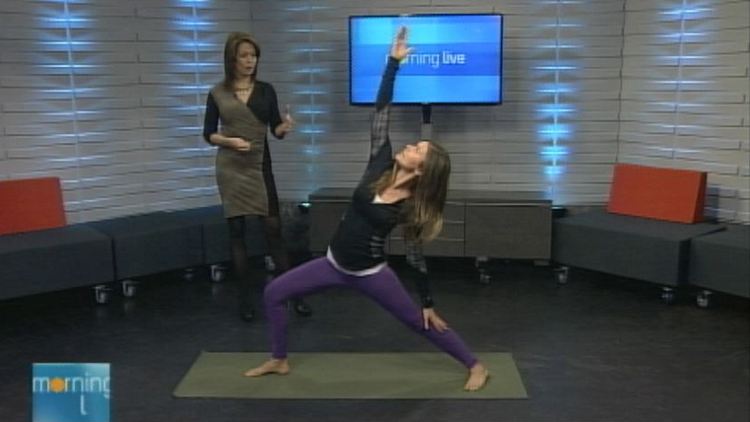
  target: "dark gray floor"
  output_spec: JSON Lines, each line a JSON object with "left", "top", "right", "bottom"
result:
{"left": 1, "top": 258, "right": 748, "bottom": 422}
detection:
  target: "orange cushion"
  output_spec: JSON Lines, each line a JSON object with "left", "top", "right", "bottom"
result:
{"left": 0, "top": 177, "right": 67, "bottom": 235}
{"left": 607, "top": 163, "right": 706, "bottom": 224}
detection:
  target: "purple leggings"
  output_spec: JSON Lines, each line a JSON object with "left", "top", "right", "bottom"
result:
{"left": 262, "top": 257, "right": 478, "bottom": 368}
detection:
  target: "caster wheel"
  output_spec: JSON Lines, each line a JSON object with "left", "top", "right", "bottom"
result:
{"left": 183, "top": 268, "right": 196, "bottom": 281}
{"left": 121, "top": 280, "right": 138, "bottom": 298}
{"left": 479, "top": 272, "right": 491, "bottom": 285}
{"left": 661, "top": 288, "right": 675, "bottom": 305}
{"left": 210, "top": 264, "right": 226, "bottom": 283}
{"left": 264, "top": 255, "right": 276, "bottom": 272}
{"left": 93, "top": 285, "right": 112, "bottom": 305}
{"left": 474, "top": 256, "right": 489, "bottom": 269}
{"left": 696, "top": 290, "right": 713, "bottom": 309}
{"left": 555, "top": 266, "right": 569, "bottom": 285}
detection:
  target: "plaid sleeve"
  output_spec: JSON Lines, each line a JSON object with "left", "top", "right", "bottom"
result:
{"left": 369, "top": 105, "right": 391, "bottom": 161}
{"left": 405, "top": 239, "right": 434, "bottom": 308}
{"left": 369, "top": 57, "right": 399, "bottom": 162}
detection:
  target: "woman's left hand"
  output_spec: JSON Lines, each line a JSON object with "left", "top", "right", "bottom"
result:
{"left": 422, "top": 308, "right": 449, "bottom": 332}
{"left": 390, "top": 26, "right": 413, "bottom": 61}
{"left": 274, "top": 104, "right": 295, "bottom": 137}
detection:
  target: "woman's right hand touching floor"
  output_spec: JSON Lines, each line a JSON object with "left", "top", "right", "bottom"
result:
{"left": 422, "top": 308, "right": 449, "bottom": 332}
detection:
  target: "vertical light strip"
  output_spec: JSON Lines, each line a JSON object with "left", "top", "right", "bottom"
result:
{"left": 306, "top": 1, "right": 317, "bottom": 155}
{"left": 670, "top": 0, "right": 688, "bottom": 159}
{"left": 286, "top": 2, "right": 332, "bottom": 194}
{"left": 300, "top": 0, "right": 317, "bottom": 190}
{"left": 175, "top": 0, "right": 213, "bottom": 131}
{"left": 550, "top": 0, "right": 563, "bottom": 191}
{"left": 288, "top": 1, "right": 330, "bottom": 144}
{"left": 39, "top": 1, "right": 103, "bottom": 220}
{"left": 63, "top": 1, "right": 80, "bottom": 189}
{"left": 614, "top": 0, "right": 627, "bottom": 165}
{"left": 39, "top": 0, "right": 86, "bottom": 213}
{"left": 189, "top": 1, "right": 203, "bottom": 138}
{"left": 662, "top": 2, "right": 713, "bottom": 157}
{"left": 173, "top": 0, "right": 215, "bottom": 192}
{"left": 537, "top": 0, "right": 577, "bottom": 200}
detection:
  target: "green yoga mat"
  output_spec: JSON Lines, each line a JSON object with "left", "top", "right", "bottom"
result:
{"left": 173, "top": 352, "right": 527, "bottom": 399}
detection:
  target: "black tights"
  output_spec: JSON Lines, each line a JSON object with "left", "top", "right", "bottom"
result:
{"left": 228, "top": 215, "right": 290, "bottom": 309}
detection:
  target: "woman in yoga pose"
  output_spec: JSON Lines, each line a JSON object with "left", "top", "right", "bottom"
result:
{"left": 245, "top": 27, "right": 488, "bottom": 391}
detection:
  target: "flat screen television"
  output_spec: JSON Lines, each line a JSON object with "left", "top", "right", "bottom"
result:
{"left": 349, "top": 13, "right": 504, "bottom": 105}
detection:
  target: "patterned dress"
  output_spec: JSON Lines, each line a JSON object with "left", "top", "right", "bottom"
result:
{"left": 203, "top": 81, "right": 284, "bottom": 218}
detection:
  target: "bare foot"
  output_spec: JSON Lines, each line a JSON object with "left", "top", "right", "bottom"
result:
{"left": 243, "top": 359, "right": 290, "bottom": 377}
{"left": 464, "top": 363, "right": 489, "bottom": 391}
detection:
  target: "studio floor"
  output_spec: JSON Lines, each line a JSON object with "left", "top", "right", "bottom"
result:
{"left": 1, "top": 258, "right": 748, "bottom": 422}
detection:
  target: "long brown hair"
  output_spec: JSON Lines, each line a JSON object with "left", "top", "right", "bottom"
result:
{"left": 222, "top": 32, "right": 260, "bottom": 89}
{"left": 372, "top": 141, "right": 451, "bottom": 242}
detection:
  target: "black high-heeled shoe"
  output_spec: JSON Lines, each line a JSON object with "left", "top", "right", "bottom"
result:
{"left": 291, "top": 298, "right": 312, "bottom": 317}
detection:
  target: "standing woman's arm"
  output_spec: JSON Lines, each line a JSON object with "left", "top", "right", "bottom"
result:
{"left": 268, "top": 84, "right": 294, "bottom": 139}
{"left": 203, "top": 92, "right": 220, "bottom": 144}
{"left": 203, "top": 92, "right": 250, "bottom": 150}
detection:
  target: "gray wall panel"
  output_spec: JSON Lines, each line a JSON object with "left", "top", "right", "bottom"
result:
{"left": 0, "top": 0, "right": 747, "bottom": 223}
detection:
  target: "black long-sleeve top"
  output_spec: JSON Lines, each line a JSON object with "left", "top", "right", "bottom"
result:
{"left": 328, "top": 57, "right": 434, "bottom": 308}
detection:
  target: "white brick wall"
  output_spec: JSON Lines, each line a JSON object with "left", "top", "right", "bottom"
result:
{"left": 619, "top": 0, "right": 750, "bottom": 222}
{"left": 1, "top": 0, "right": 747, "bottom": 223}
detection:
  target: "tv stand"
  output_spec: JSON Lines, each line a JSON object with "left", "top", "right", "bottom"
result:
{"left": 421, "top": 104, "right": 432, "bottom": 139}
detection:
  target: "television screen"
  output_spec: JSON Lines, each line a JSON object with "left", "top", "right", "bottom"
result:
{"left": 349, "top": 14, "right": 503, "bottom": 105}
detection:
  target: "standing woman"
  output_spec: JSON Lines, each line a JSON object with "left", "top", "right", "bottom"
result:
{"left": 244, "top": 27, "right": 489, "bottom": 391}
{"left": 203, "top": 32, "right": 312, "bottom": 321}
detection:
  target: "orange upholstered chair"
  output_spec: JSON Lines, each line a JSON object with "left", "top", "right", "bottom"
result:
{"left": 0, "top": 177, "right": 67, "bottom": 235}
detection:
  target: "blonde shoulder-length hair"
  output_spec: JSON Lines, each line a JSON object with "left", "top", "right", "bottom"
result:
{"left": 371, "top": 141, "right": 451, "bottom": 242}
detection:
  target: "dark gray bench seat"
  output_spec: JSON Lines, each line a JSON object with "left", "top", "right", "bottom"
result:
{"left": 89, "top": 212, "right": 202, "bottom": 281}
{"left": 688, "top": 224, "right": 749, "bottom": 298}
{"left": 164, "top": 205, "right": 266, "bottom": 266}
{"left": 553, "top": 210, "right": 724, "bottom": 287}
{"left": 0, "top": 225, "right": 114, "bottom": 300}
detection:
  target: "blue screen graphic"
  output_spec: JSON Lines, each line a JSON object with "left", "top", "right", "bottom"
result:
{"left": 349, "top": 14, "right": 503, "bottom": 104}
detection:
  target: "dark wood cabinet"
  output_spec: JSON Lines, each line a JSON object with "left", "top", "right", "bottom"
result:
{"left": 308, "top": 188, "right": 552, "bottom": 261}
